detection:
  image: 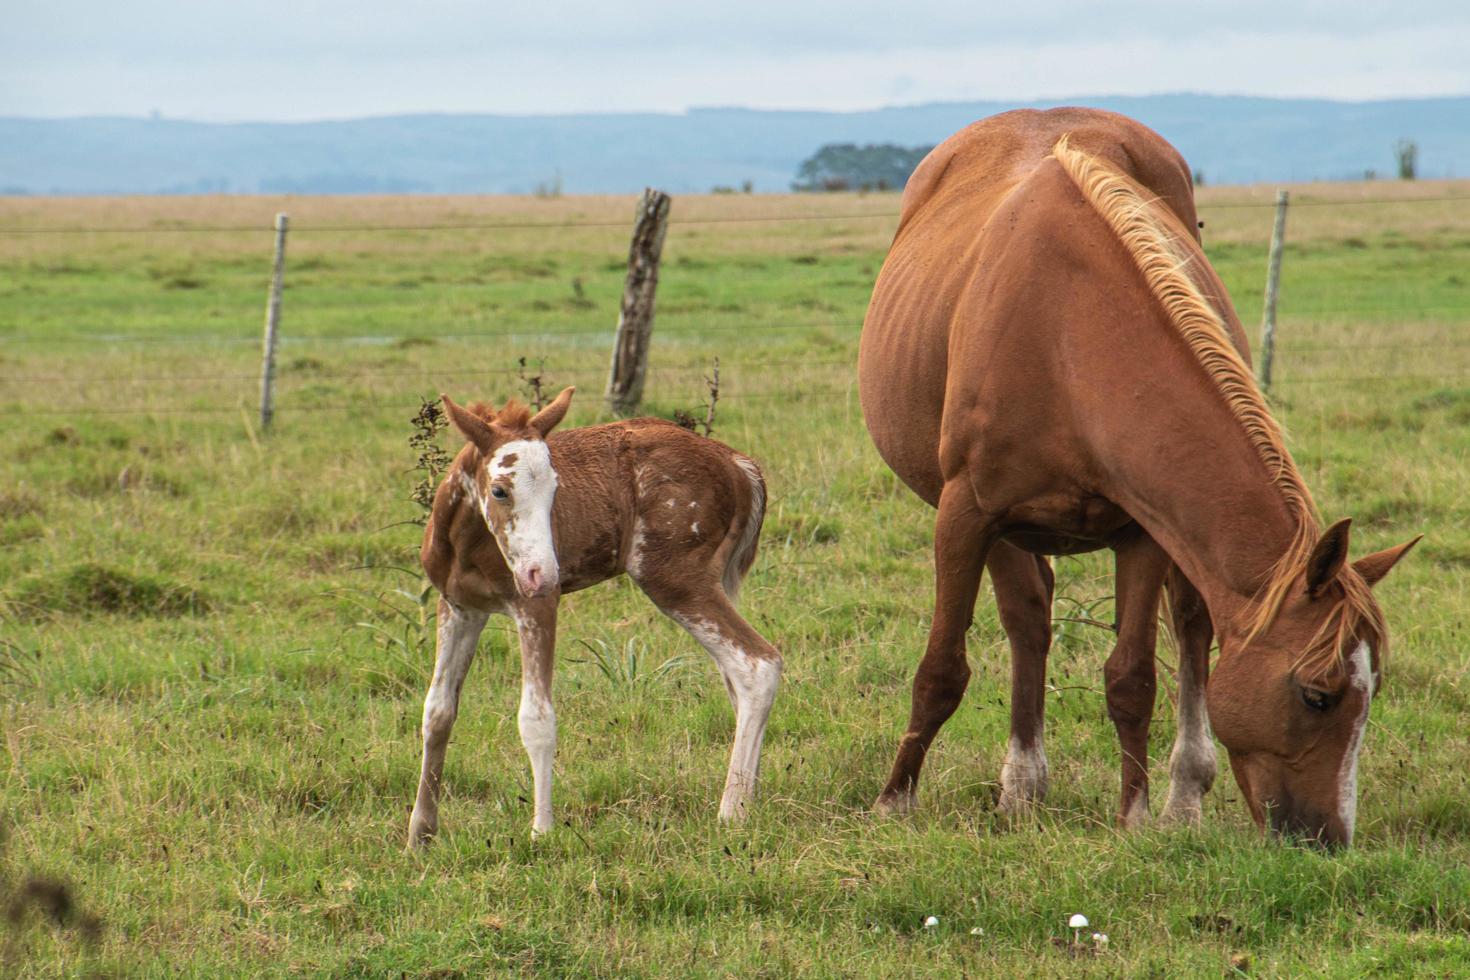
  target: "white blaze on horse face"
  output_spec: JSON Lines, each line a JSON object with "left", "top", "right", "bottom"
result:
{"left": 482, "top": 439, "right": 559, "bottom": 597}
{"left": 1337, "top": 640, "right": 1374, "bottom": 843}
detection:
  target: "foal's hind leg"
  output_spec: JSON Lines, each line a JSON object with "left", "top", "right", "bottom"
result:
{"left": 647, "top": 584, "right": 782, "bottom": 822}
{"left": 876, "top": 480, "right": 998, "bottom": 815}
{"left": 1160, "top": 566, "right": 1217, "bottom": 824}
{"left": 988, "top": 542, "right": 1055, "bottom": 814}
{"left": 1105, "top": 531, "right": 1171, "bottom": 828}
{"left": 408, "top": 598, "right": 489, "bottom": 849}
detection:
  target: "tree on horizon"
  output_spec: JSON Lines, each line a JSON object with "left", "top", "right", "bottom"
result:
{"left": 792, "top": 143, "right": 933, "bottom": 192}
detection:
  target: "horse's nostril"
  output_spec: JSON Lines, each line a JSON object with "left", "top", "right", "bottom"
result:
{"left": 526, "top": 567, "right": 544, "bottom": 592}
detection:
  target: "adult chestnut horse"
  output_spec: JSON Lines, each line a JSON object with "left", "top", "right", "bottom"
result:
{"left": 859, "top": 108, "right": 1417, "bottom": 847}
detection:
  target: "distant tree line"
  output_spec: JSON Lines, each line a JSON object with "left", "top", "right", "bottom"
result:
{"left": 792, "top": 143, "right": 933, "bottom": 192}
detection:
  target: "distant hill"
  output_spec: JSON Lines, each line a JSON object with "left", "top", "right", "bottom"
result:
{"left": 1, "top": 94, "right": 1466, "bottom": 196}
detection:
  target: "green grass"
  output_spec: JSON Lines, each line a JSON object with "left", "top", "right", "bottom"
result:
{"left": 1, "top": 185, "right": 1468, "bottom": 976}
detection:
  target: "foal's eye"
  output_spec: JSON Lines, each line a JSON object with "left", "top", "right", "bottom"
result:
{"left": 1300, "top": 687, "right": 1335, "bottom": 712}
{"left": 490, "top": 486, "right": 509, "bottom": 501}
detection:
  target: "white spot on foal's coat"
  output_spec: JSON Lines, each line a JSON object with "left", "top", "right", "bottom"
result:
{"left": 1338, "top": 640, "right": 1374, "bottom": 843}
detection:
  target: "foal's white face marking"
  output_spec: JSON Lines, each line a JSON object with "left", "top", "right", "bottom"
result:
{"left": 1337, "top": 640, "right": 1374, "bottom": 843}
{"left": 479, "top": 439, "right": 559, "bottom": 597}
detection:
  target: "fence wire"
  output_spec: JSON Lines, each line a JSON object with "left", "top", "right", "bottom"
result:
{"left": 1, "top": 192, "right": 1467, "bottom": 419}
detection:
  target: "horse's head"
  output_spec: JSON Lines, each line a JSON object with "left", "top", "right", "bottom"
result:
{"left": 1207, "top": 519, "right": 1419, "bottom": 848}
{"left": 440, "top": 387, "right": 576, "bottom": 599}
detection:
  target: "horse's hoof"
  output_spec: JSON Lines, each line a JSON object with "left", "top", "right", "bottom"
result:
{"left": 872, "top": 791, "right": 916, "bottom": 817}
{"left": 996, "top": 792, "right": 1038, "bottom": 818}
{"left": 1117, "top": 796, "right": 1152, "bottom": 829}
{"left": 1159, "top": 800, "right": 1204, "bottom": 826}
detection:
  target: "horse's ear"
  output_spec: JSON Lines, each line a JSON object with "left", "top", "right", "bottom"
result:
{"left": 1306, "top": 518, "right": 1353, "bottom": 597}
{"left": 1353, "top": 534, "right": 1422, "bottom": 588}
{"left": 441, "top": 394, "right": 495, "bottom": 453}
{"left": 530, "top": 386, "right": 576, "bottom": 438}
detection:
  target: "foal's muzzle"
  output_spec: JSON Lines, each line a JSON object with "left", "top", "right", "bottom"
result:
{"left": 516, "top": 563, "right": 559, "bottom": 599}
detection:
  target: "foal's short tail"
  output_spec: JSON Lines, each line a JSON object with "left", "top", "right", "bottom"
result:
{"left": 723, "top": 455, "right": 767, "bottom": 602}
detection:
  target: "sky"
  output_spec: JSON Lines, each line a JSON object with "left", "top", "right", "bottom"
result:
{"left": 4, "top": 2, "right": 1470, "bottom": 121}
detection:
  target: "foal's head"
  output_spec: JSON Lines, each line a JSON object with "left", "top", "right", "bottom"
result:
{"left": 1207, "top": 519, "right": 1419, "bottom": 848}
{"left": 441, "top": 387, "right": 576, "bottom": 599}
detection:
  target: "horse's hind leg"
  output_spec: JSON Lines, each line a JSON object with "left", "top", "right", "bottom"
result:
{"left": 1160, "top": 565, "right": 1217, "bottom": 824}
{"left": 1105, "top": 530, "right": 1171, "bottom": 828}
{"left": 649, "top": 585, "right": 782, "bottom": 822}
{"left": 988, "top": 542, "right": 1055, "bottom": 814}
{"left": 408, "top": 598, "right": 489, "bottom": 849}
{"left": 876, "top": 479, "right": 999, "bottom": 815}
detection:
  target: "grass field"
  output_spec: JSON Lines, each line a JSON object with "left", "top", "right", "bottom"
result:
{"left": 2, "top": 179, "right": 1469, "bottom": 976}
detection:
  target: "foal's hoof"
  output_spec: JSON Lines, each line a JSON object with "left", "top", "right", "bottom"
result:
{"left": 872, "top": 791, "right": 916, "bottom": 817}
{"left": 717, "top": 801, "right": 750, "bottom": 824}
{"left": 406, "top": 817, "right": 438, "bottom": 851}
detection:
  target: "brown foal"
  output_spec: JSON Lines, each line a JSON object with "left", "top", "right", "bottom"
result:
{"left": 860, "top": 108, "right": 1417, "bottom": 847}
{"left": 407, "top": 387, "right": 782, "bottom": 847}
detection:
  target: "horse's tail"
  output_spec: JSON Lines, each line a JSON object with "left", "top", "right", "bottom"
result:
{"left": 722, "top": 454, "right": 766, "bottom": 602}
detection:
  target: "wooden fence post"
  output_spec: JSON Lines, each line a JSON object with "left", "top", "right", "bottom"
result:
{"left": 258, "top": 212, "right": 289, "bottom": 431}
{"left": 259, "top": 213, "right": 288, "bottom": 431}
{"left": 1259, "top": 189, "right": 1288, "bottom": 391}
{"left": 606, "top": 188, "right": 671, "bottom": 415}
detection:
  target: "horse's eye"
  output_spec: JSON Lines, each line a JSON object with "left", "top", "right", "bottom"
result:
{"left": 490, "top": 486, "right": 509, "bottom": 501}
{"left": 1300, "top": 687, "right": 1335, "bottom": 712}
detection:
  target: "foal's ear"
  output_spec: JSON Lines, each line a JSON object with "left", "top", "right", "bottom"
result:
{"left": 530, "top": 386, "right": 576, "bottom": 438}
{"left": 1306, "top": 518, "right": 1353, "bottom": 597}
{"left": 440, "top": 394, "right": 496, "bottom": 453}
{"left": 1353, "top": 534, "right": 1422, "bottom": 588}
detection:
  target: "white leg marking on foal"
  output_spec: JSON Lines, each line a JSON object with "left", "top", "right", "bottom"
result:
{"left": 676, "top": 614, "right": 781, "bottom": 821}
{"left": 409, "top": 601, "right": 488, "bottom": 846}
{"left": 1338, "top": 640, "right": 1374, "bottom": 843}
{"left": 519, "top": 681, "right": 557, "bottom": 835}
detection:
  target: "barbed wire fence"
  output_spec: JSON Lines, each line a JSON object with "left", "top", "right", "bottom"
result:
{"left": 1, "top": 191, "right": 1468, "bottom": 421}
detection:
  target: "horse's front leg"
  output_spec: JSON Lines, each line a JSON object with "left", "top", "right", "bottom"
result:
{"left": 511, "top": 596, "right": 559, "bottom": 835}
{"left": 1105, "top": 530, "right": 1171, "bottom": 828}
{"left": 1161, "top": 565, "right": 1217, "bottom": 823}
{"left": 408, "top": 598, "right": 489, "bottom": 849}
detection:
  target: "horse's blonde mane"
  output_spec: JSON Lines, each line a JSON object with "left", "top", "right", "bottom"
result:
{"left": 1050, "top": 136, "right": 1384, "bottom": 673}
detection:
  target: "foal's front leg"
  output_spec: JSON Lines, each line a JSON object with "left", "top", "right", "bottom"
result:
{"left": 408, "top": 598, "right": 489, "bottom": 849}
{"left": 511, "top": 597, "right": 559, "bottom": 835}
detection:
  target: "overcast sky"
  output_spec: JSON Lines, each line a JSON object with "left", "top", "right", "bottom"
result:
{"left": 5, "top": 2, "right": 1469, "bottom": 121}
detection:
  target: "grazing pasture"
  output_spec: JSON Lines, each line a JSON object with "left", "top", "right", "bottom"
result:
{"left": 2, "top": 181, "right": 1469, "bottom": 975}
